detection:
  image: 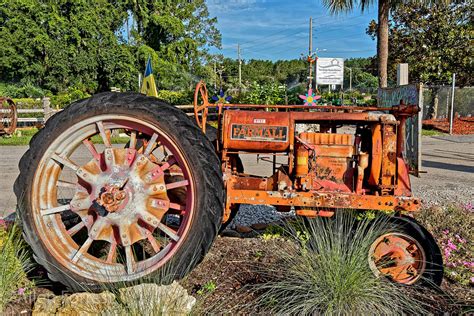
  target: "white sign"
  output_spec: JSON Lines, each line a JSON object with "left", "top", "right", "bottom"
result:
{"left": 316, "top": 58, "right": 344, "bottom": 85}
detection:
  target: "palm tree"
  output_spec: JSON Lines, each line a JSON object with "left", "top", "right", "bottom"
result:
{"left": 322, "top": 0, "right": 448, "bottom": 88}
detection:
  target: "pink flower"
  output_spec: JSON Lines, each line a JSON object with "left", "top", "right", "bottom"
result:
{"left": 455, "top": 234, "right": 466, "bottom": 243}
{"left": 442, "top": 229, "right": 449, "bottom": 235}
{"left": 17, "top": 288, "right": 25, "bottom": 295}
{"left": 463, "top": 261, "right": 474, "bottom": 268}
{"left": 471, "top": 277, "right": 474, "bottom": 283}
{"left": 447, "top": 239, "right": 457, "bottom": 251}
{"left": 444, "top": 248, "right": 451, "bottom": 258}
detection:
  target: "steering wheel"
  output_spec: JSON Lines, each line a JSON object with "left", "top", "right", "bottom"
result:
{"left": 194, "top": 80, "right": 209, "bottom": 133}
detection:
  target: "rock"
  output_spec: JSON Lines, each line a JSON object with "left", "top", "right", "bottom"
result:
{"left": 234, "top": 225, "right": 253, "bottom": 233}
{"left": 117, "top": 282, "right": 196, "bottom": 315}
{"left": 250, "top": 223, "right": 269, "bottom": 230}
{"left": 32, "top": 294, "right": 63, "bottom": 315}
{"left": 32, "top": 283, "right": 194, "bottom": 315}
{"left": 220, "top": 229, "right": 242, "bottom": 238}
{"left": 33, "top": 292, "right": 117, "bottom": 315}
{"left": 60, "top": 292, "right": 118, "bottom": 315}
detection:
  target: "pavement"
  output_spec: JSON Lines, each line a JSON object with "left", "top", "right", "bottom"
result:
{"left": 1, "top": 135, "right": 473, "bottom": 218}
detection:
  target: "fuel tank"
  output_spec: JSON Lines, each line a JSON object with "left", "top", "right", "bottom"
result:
{"left": 222, "top": 110, "right": 290, "bottom": 152}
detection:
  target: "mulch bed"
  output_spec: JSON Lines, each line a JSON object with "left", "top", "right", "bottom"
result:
{"left": 4, "top": 235, "right": 473, "bottom": 315}
{"left": 423, "top": 117, "right": 474, "bottom": 134}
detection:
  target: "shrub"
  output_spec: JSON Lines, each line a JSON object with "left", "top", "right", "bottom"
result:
{"left": 416, "top": 204, "right": 473, "bottom": 286}
{"left": 251, "top": 212, "right": 428, "bottom": 315}
{"left": 0, "top": 222, "right": 34, "bottom": 311}
{"left": 156, "top": 90, "right": 193, "bottom": 105}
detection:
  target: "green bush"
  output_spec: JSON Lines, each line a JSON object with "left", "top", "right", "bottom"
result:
{"left": 11, "top": 98, "right": 42, "bottom": 109}
{"left": 0, "top": 83, "right": 47, "bottom": 98}
{"left": 51, "top": 87, "right": 91, "bottom": 109}
{"left": 156, "top": 90, "right": 193, "bottom": 105}
{"left": 251, "top": 213, "right": 428, "bottom": 315}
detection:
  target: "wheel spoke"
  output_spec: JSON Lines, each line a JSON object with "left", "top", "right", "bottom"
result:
{"left": 157, "top": 222, "right": 179, "bottom": 242}
{"left": 96, "top": 121, "right": 111, "bottom": 147}
{"left": 124, "top": 245, "right": 135, "bottom": 274}
{"left": 106, "top": 242, "right": 117, "bottom": 263}
{"left": 144, "top": 229, "right": 161, "bottom": 253}
{"left": 166, "top": 180, "right": 189, "bottom": 190}
{"left": 144, "top": 133, "right": 159, "bottom": 156}
{"left": 57, "top": 180, "right": 77, "bottom": 189}
{"left": 41, "top": 204, "right": 70, "bottom": 216}
{"left": 71, "top": 237, "right": 93, "bottom": 263}
{"left": 82, "top": 139, "right": 101, "bottom": 161}
{"left": 51, "top": 154, "right": 79, "bottom": 171}
{"left": 67, "top": 221, "right": 85, "bottom": 236}
{"left": 129, "top": 131, "right": 137, "bottom": 149}
{"left": 169, "top": 203, "right": 185, "bottom": 212}
{"left": 160, "top": 156, "right": 176, "bottom": 171}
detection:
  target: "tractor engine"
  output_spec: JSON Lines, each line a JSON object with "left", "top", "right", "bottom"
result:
{"left": 295, "top": 132, "right": 367, "bottom": 193}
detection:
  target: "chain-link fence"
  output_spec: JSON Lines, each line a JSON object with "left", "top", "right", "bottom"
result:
{"left": 422, "top": 86, "right": 473, "bottom": 120}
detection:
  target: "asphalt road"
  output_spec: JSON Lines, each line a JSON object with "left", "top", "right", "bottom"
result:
{"left": 1, "top": 135, "right": 473, "bottom": 217}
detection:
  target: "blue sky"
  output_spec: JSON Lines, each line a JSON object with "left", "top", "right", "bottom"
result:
{"left": 206, "top": 0, "right": 378, "bottom": 61}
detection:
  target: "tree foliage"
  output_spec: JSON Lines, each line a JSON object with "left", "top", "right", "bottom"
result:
{"left": 0, "top": 0, "right": 221, "bottom": 94}
{"left": 367, "top": 1, "right": 473, "bottom": 87}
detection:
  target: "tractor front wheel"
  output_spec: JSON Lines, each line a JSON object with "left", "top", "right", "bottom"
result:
{"left": 368, "top": 216, "right": 443, "bottom": 286}
{"left": 14, "top": 92, "right": 223, "bottom": 291}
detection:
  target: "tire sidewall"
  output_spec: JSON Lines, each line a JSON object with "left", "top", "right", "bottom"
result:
{"left": 15, "top": 93, "right": 223, "bottom": 291}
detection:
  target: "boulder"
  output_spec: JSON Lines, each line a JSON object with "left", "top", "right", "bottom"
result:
{"left": 117, "top": 282, "right": 196, "bottom": 315}
{"left": 33, "top": 292, "right": 117, "bottom": 315}
{"left": 32, "top": 282, "right": 195, "bottom": 315}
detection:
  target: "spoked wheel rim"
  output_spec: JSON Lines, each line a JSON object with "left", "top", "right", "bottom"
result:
{"left": 369, "top": 232, "right": 426, "bottom": 285}
{"left": 193, "top": 80, "right": 209, "bottom": 133}
{"left": 31, "top": 115, "right": 195, "bottom": 283}
{"left": 0, "top": 97, "right": 17, "bottom": 135}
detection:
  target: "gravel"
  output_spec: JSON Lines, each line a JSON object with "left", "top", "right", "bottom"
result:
{"left": 227, "top": 204, "right": 294, "bottom": 229}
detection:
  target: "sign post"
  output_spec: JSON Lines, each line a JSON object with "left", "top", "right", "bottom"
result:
{"left": 316, "top": 58, "right": 344, "bottom": 87}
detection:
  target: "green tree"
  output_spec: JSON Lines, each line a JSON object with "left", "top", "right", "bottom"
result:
{"left": 367, "top": 2, "right": 472, "bottom": 118}
{"left": 322, "top": 0, "right": 452, "bottom": 88}
{"left": 1, "top": 0, "right": 221, "bottom": 93}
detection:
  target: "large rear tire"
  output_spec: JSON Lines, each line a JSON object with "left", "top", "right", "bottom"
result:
{"left": 14, "top": 92, "right": 223, "bottom": 291}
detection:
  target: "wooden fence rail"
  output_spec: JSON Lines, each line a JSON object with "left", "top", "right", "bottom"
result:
{"left": 4, "top": 100, "right": 207, "bottom": 127}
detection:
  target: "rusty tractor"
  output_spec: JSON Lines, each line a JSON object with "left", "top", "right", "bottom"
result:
{"left": 15, "top": 82, "right": 443, "bottom": 291}
{"left": 0, "top": 97, "right": 17, "bottom": 136}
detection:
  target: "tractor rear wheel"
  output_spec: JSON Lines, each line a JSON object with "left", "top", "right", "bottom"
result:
{"left": 368, "top": 216, "right": 443, "bottom": 286}
{"left": 14, "top": 92, "right": 223, "bottom": 291}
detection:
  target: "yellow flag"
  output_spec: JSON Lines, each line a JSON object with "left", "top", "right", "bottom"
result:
{"left": 140, "top": 57, "right": 158, "bottom": 97}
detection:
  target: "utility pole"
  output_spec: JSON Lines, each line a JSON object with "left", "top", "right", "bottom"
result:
{"left": 309, "top": 17, "right": 313, "bottom": 56}
{"left": 449, "top": 73, "right": 456, "bottom": 135}
{"left": 238, "top": 44, "right": 242, "bottom": 87}
{"left": 346, "top": 67, "right": 352, "bottom": 91}
{"left": 307, "top": 17, "right": 313, "bottom": 90}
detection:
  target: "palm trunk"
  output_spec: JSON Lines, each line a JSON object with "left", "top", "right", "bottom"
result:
{"left": 377, "top": 0, "right": 389, "bottom": 88}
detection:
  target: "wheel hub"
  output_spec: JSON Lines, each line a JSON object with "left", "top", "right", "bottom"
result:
{"left": 97, "top": 185, "right": 128, "bottom": 213}
{"left": 70, "top": 148, "right": 171, "bottom": 247}
{"left": 369, "top": 233, "right": 426, "bottom": 284}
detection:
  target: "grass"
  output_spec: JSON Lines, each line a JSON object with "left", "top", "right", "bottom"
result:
{"left": 249, "top": 212, "right": 430, "bottom": 315}
{"left": 0, "top": 128, "right": 39, "bottom": 145}
{"left": 0, "top": 128, "right": 129, "bottom": 146}
{"left": 421, "top": 129, "right": 445, "bottom": 136}
{"left": 0, "top": 222, "right": 34, "bottom": 312}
